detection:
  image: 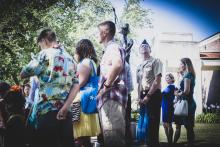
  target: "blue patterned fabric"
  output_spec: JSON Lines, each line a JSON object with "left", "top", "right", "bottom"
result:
{"left": 80, "top": 60, "right": 99, "bottom": 114}
{"left": 136, "top": 104, "right": 149, "bottom": 143}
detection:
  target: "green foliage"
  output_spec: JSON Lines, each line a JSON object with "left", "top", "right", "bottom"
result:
{"left": 0, "top": 0, "right": 152, "bottom": 84}
{"left": 196, "top": 113, "right": 220, "bottom": 124}
{"left": 120, "top": 0, "right": 153, "bottom": 29}
{"left": 131, "top": 109, "right": 139, "bottom": 122}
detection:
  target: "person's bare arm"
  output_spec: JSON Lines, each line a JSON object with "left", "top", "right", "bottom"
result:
{"left": 177, "top": 78, "right": 191, "bottom": 96}
{"left": 98, "top": 47, "right": 123, "bottom": 97}
{"left": 78, "top": 64, "right": 91, "bottom": 88}
{"left": 57, "top": 61, "right": 92, "bottom": 120}
{"left": 105, "top": 47, "right": 123, "bottom": 86}
{"left": 57, "top": 83, "right": 79, "bottom": 120}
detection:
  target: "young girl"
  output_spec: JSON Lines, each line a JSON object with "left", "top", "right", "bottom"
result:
{"left": 161, "top": 73, "right": 176, "bottom": 144}
{"left": 3, "top": 85, "right": 26, "bottom": 147}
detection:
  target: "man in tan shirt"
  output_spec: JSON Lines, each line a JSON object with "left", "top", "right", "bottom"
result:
{"left": 138, "top": 40, "right": 163, "bottom": 147}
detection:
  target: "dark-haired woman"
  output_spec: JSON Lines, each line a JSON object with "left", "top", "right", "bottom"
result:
{"left": 73, "top": 39, "right": 100, "bottom": 147}
{"left": 174, "top": 58, "right": 196, "bottom": 147}
{"left": 161, "top": 73, "right": 176, "bottom": 144}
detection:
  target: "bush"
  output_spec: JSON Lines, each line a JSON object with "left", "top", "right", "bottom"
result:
{"left": 196, "top": 113, "right": 220, "bottom": 123}
{"left": 131, "top": 110, "right": 139, "bottom": 122}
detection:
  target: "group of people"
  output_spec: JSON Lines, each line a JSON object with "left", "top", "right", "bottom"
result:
{"left": 160, "top": 58, "right": 196, "bottom": 147}
{"left": 0, "top": 20, "right": 197, "bottom": 147}
{"left": 136, "top": 40, "right": 197, "bottom": 147}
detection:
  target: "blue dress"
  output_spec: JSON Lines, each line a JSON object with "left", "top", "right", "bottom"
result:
{"left": 162, "top": 84, "right": 175, "bottom": 123}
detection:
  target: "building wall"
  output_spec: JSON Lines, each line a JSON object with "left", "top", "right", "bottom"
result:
{"left": 202, "top": 70, "right": 220, "bottom": 107}
{"left": 130, "top": 32, "right": 220, "bottom": 115}
{"left": 200, "top": 33, "right": 220, "bottom": 109}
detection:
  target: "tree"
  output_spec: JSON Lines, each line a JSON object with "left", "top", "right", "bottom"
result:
{"left": 0, "top": 0, "right": 152, "bottom": 84}
{"left": 0, "top": 0, "right": 74, "bottom": 84}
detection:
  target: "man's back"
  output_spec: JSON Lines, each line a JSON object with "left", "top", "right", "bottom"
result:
{"left": 22, "top": 47, "right": 78, "bottom": 115}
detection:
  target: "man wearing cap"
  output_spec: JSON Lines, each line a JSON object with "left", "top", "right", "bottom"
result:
{"left": 138, "top": 40, "right": 163, "bottom": 147}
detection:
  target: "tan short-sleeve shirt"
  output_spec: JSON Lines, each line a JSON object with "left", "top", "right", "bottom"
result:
{"left": 140, "top": 57, "right": 163, "bottom": 90}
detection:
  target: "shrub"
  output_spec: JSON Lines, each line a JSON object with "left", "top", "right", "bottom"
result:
{"left": 131, "top": 110, "right": 139, "bottom": 122}
{"left": 196, "top": 113, "right": 220, "bottom": 123}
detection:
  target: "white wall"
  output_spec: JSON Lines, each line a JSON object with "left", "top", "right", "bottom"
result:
{"left": 129, "top": 32, "right": 203, "bottom": 114}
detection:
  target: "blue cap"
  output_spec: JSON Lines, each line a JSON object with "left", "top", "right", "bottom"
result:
{"left": 142, "top": 39, "right": 150, "bottom": 46}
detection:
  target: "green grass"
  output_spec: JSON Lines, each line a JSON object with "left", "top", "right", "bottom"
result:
{"left": 159, "top": 123, "right": 220, "bottom": 146}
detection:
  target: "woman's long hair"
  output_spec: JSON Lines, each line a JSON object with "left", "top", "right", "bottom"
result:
{"left": 181, "top": 58, "right": 196, "bottom": 78}
{"left": 75, "top": 39, "right": 97, "bottom": 63}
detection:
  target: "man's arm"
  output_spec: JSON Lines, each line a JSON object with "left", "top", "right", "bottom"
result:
{"left": 57, "top": 83, "right": 79, "bottom": 120}
{"left": 20, "top": 52, "right": 45, "bottom": 79}
{"left": 142, "top": 75, "right": 161, "bottom": 104}
{"left": 148, "top": 74, "right": 162, "bottom": 95}
{"left": 104, "top": 47, "right": 123, "bottom": 86}
{"left": 97, "top": 46, "right": 123, "bottom": 98}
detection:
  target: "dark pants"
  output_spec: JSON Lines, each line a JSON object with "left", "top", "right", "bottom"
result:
{"left": 146, "top": 89, "right": 162, "bottom": 147}
{"left": 125, "top": 94, "right": 132, "bottom": 146}
{"left": 185, "top": 115, "right": 195, "bottom": 144}
{"left": 32, "top": 110, "right": 73, "bottom": 147}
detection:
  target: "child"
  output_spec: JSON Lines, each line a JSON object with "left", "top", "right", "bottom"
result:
{"left": 3, "top": 85, "right": 26, "bottom": 147}
{"left": 161, "top": 73, "right": 176, "bottom": 144}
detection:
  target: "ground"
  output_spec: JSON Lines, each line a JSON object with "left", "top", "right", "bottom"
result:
{"left": 132, "top": 123, "right": 220, "bottom": 147}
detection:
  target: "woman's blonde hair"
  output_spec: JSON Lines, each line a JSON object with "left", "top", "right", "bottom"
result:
{"left": 180, "top": 58, "right": 196, "bottom": 78}
{"left": 166, "top": 73, "right": 175, "bottom": 83}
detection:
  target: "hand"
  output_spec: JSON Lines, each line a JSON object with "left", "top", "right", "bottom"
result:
{"left": 141, "top": 96, "right": 150, "bottom": 105}
{"left": 56, "top": 105, "right": 68, "bottom": 120}
{"left": 97, "top": 86, "right": 110, "bottom": 99}
{"left": 138, "top": 99, "right": 142, "bottom": 105}
{"left": 97, "top": 87, "right": 105, "bottom": 99}
{"left": 174, "top": 90, "right": 179, "bottom": 96}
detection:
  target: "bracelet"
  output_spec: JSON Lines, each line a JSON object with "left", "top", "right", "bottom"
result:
{"left": 104, "top": 82, "right": 111, "bottom": 88}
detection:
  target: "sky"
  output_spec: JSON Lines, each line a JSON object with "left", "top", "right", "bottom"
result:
{"left": 110, "top": 0, "right": 220, "bottom": 41}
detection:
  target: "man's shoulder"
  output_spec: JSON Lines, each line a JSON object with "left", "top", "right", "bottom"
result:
{"left": 107, "top": 42, "right": 120, "bottom": 50}
{"left": 151, "top": 57, "right": 162, "bottom": 65}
